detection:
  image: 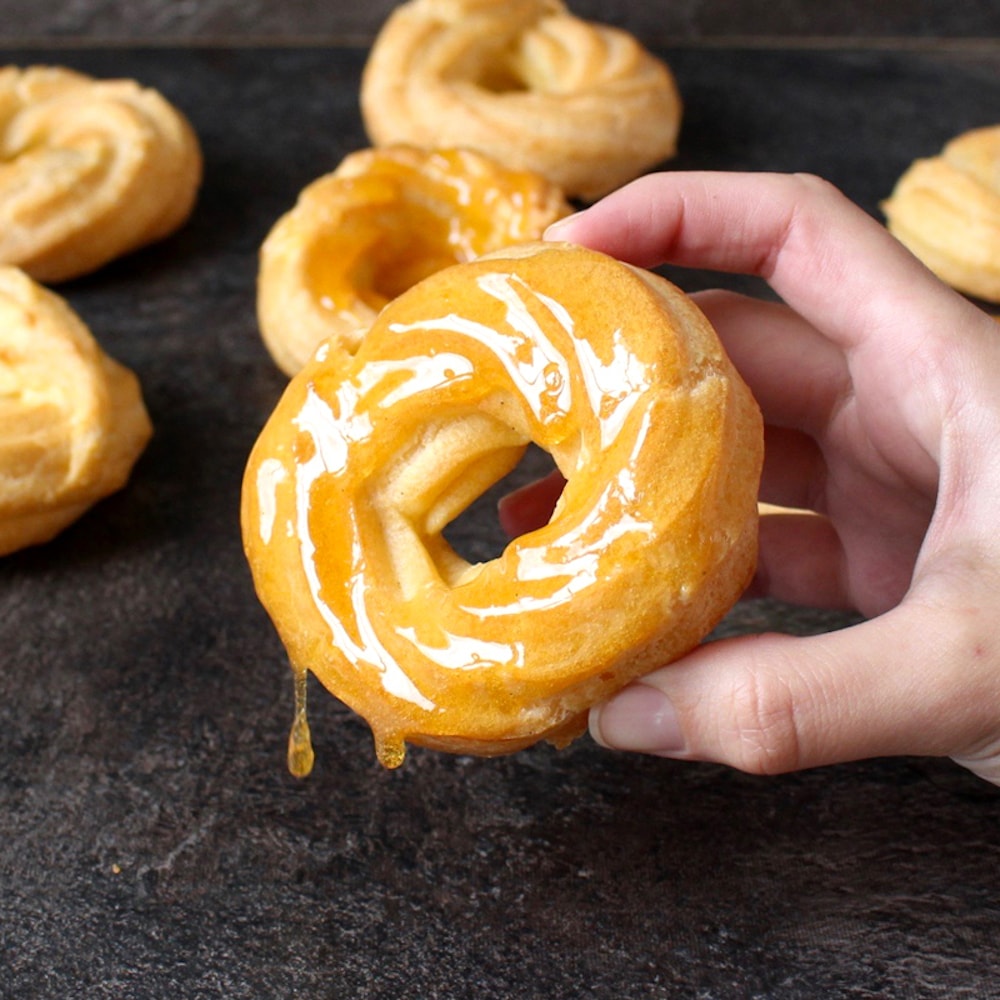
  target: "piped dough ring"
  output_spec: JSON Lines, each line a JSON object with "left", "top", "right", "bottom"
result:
{"left": 360, "top": 0, "right": 682, "bottom": 201}
{"left": 882, "top": 124, "right": 1000, "bottom": 303}
{"left": 242, "top": 242, "right": 762, "bottom": 769}
{"left": 257, "top": 145, "right": 570, "bottom": 376}
{"left": 0, "top": 266, "right": 152, "bottom": 556}
{"left": 0, "top": 65, "right": 202, "bottom": 282}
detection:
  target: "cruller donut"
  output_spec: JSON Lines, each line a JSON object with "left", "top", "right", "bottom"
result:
{"left": 0, "top": 266, "right": 152, "bottom": 556}
{"left": 241, "top": 242, "right": 762, "bottom": 771}
{"left": 882, "top": 125, "right": 1000, "bottom": 303}
{"left": 257, "top": 145, "right": 570, "bottom": 376}
{"left": 0, "top": 65, "right": 202, "bottom": 283}
{"left": 360, "top": 0, "right": 682, "bottom": 202}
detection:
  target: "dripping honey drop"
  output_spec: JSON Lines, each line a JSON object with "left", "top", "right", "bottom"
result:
{"left": 287, "top": 665, "right": 315, "bottom": 778}
{"left": 375, "top": 732, "right": 406, "bottom": 769}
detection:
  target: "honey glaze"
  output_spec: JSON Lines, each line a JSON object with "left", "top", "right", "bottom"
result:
{"left": 311, "top": 149, "right": 570, "bottom": 312}
{"left": 287, "top": 664, "right": 315, "bottom": 778}
{"left": 374, "top": 732, "right": 407, "bottom": 770}
{"left": 256, "top": 144, "right": 571, "bottom": 376}
{"left": 243, "top": 242, "right": 763, "bottom": 767}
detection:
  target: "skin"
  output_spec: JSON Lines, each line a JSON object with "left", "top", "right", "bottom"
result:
{"left": 500, "top": 171, "right": 1000, "bottom": 786}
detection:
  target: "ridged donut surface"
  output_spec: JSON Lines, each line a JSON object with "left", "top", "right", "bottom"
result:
{"left": 242, "top": 243, "right": 762, "bottom": 769}
{"left": 360, "top": 0, "right": 682, "bottom": 201}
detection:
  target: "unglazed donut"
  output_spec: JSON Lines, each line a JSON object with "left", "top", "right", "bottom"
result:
{"left": 0, "top": 65, "right": 202, "bottom": 282}
{"left": 882, "top": 125, "right": 1000, "bottom": 303}
{"left": 257, "top": 145, "right": 570, "bottom": 376}
{"left": 360, "top": 0, "right": 682, "bottom": 201}
{"left": 0, "top": 266, "right": 152, "bottom": 556}
{"left": 241, "top": 242, "right": 762, "bottom": 770}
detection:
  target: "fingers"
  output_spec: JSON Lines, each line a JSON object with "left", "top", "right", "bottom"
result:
{"left": 545, "top": 171, "right": 964, "bottom": 353}
{"left": 750, "top": 509, "right": 851, "bottom": 607}
{"left": 589, "top": 601, "right": 1000, "bottom": 782}
{"left": 497, "top": 468, "right": 566, "bottom": 537}
{"left": 498, "top": 464, "right": 860, "bottom": 609}
{"left": 758, "top": 426, "right": 825, "bottom": 511}
{"left": 661, "top": 290, "right": 857, "bottom": 604}
{"left": 691, "top": 290, "right": 847, "bottom": 438}
{"left": 499, "top": 293, "right": 843, "bottom": 520}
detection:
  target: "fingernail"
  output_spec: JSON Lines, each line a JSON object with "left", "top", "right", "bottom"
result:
{"left": 590, "top": 683, "right": 685, "bottom": 756}
{"left": 543, "top": 211, "right": 583, "bottom": 241}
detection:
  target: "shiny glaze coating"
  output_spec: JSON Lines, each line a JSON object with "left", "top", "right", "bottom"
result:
{"left": 257, "top": 145, "right": 570, "bottom": 376}
{"left": 242, "top": 243, "right": 762, "bottom": 768}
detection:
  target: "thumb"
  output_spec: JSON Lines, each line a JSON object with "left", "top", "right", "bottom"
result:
{"left": 589, "top": 604, "right": 1000, "bottom": 781}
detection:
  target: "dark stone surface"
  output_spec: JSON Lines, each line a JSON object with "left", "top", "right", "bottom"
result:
{"left": 0, "top": 0, "right": 998, "bottom": 43}
{"left": 2, "top": 30, "right": 1000, "bottom": 1000}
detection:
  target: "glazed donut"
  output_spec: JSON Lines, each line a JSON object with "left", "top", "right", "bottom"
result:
{"left": 257, "top": 145, "right": 570, "bottom": 376}
{"left": 0, "top": 65, "right": 202, "bottom": 282}
{"left": 241, "top": 242, "right": 762, "bottom": 771}
{"left": 882, "top": 124, "right": 1000, "bottom": 303}
{"left": 360, "top": 0, "right": 682, "bottom": 202}
{"left": 0, "top": 266, "right": 152, "bottom": 556}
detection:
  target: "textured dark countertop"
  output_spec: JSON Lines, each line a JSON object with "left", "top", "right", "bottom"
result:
{"left": 2, "top": 3, "right": 1000, "bottom": 998}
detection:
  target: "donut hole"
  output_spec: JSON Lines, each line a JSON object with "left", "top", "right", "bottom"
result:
{"left": 310, "top": 225, "right": 459, "bottom": 320}
{"left": 443, "top": 442, "right": 561, "bottom": 565}
{"left": 444, "top": 39, "right": 533, "bottom": 95}
{"left": 361, "top": 231, "right": 461, "bottom": 306}
{"left": 313, "top": 195, "right": 499, "bottom": 320}
{"left": 373, "top": 411, "right": 530, "bottom": 595}
{"left": 471, "top": 56, "right": 531, "bottom": 95}
{"left": 373, "top": 406, "right": 576, "bottom": 597}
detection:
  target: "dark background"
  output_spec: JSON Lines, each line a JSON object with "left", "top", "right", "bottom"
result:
{"left": 1, "top": 3, "right": 999, "bottom": 998}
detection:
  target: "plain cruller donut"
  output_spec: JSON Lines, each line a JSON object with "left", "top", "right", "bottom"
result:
{"left": 360, "top": 0, "right": 682, "bottom": 202}
{"left": 0, "top": 65, "right": 202, "bottom": 283}
{"left": 241, "top": 242, "right": 762, "bottom": 771}
{"left": 0, "top": 266, "right": 152, "bottom": 556}
{"left": 882, "top": 125, "right": 1000, "bottom": 304}
{"left": 257, "top": 145, "right": 570, "bottom": 376}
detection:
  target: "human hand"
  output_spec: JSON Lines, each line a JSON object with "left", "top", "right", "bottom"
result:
{"left": 500, "top": 171, "right": 1000, "bottom": 785}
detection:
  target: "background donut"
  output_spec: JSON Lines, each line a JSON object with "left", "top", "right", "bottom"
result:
{"left": 257, "top": 144, "right": 570, "bottom": 375}
{"left": 0, "top": 265, "right": 152, "bottom": 555}
{"left": 882, "top": 124, "right": 1000, "bottom": 303}
{"left": 0, "top": 65, "right": 202, "bottom": 282}
{"left": 360, "top": 0, "right": 683, "bottom": 201}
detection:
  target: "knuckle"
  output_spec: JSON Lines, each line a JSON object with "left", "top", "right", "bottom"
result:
{"left": 720, "top": 666, "right": 805, "bottom": 776}
{"left": 788, "top": 171, "right": 840, "bottom": 201}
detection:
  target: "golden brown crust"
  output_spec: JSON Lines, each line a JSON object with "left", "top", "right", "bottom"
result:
{"left": 0, "top": 266, "right": 152, "bottom": 555}
{"left": 360, "top": 0, "right": 682, "bottom": 201}
{"left": 242, "top": 242, "right": 762, "bottom": 768}
{"left": 257, "top": 145, "right": 571, "bottom": 376}
{"left": 0, "top": 65, "right": 202, "bottom": 282}
{"left": 882, "top": 125, "right": 1000, "bottom": 303}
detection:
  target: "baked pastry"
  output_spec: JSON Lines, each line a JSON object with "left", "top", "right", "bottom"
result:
{"left": 242, "top": 242, "right": 762, "bottom": 771}
{"left": 0, "top": 65, "right": 202, "bottom": 282}
{"left": 257, "top": 144, "right": 570, "bottom": 376}
{"left": 0, "top": 266, "right": 152, "bottom": 556}
{"left": 882, "top": 125, "right": 1000, "bottom": 303}
{"left": 360, "top": 0, "right": 682, "bottom": 201}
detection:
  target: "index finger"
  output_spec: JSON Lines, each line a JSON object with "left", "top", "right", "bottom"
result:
{"left": 545, "top": 171, "right": 968, "bottom": 353}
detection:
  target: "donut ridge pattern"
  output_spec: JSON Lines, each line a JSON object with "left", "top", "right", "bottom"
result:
{"left": 0, "top": 266, "right": 152, "bottom": 555}
{"left": 0, "top": 65, "right": 202, "bottom": 282}
{"left": 242, "top": 243, "right": 762, "bottom": 768}
{"left": 257, "top": 145, "right": 570, "bottom": 376}
{"left": 360, "top": 0, "right": 682, "bottom": 201}
{"left": 883, "top": 124, "right": 1000, "bottom": 303}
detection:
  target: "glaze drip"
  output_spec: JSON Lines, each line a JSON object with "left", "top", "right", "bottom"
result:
{"left": 287, "top": 665, "right": 315, "bottom": 778}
